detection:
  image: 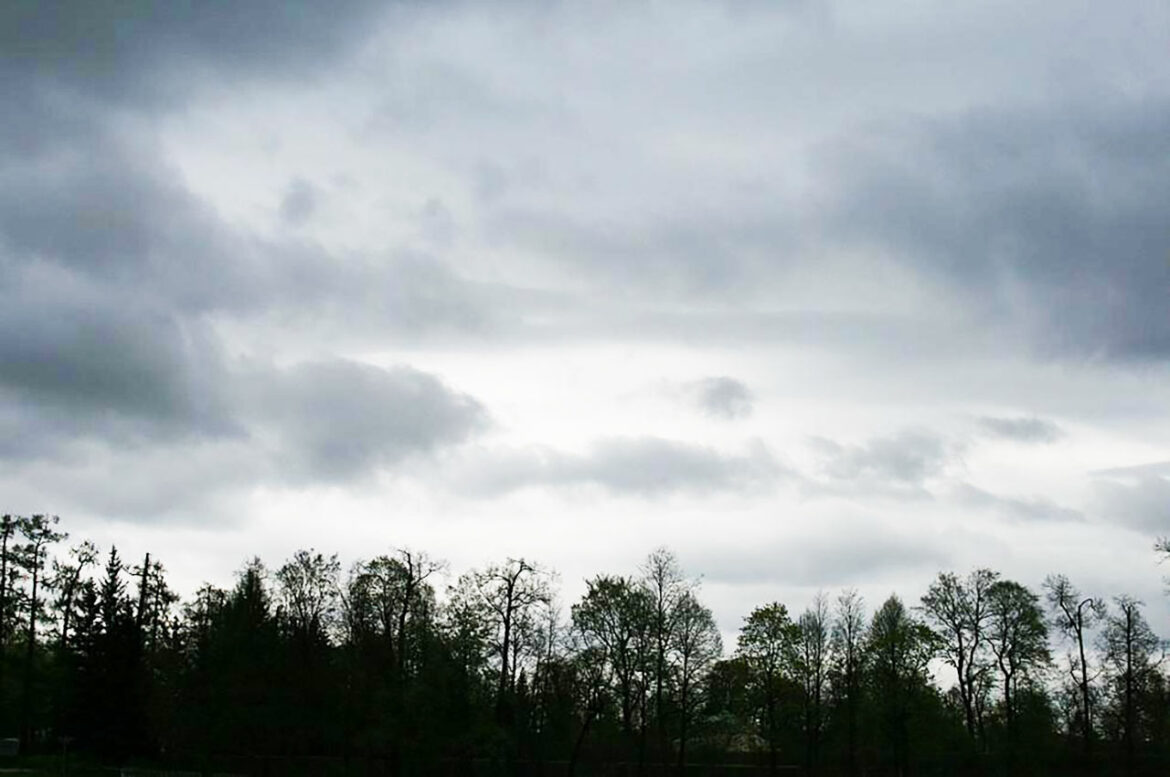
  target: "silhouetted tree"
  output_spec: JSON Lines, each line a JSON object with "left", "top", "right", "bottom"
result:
{"left": 450, "top": 557, "right": 554, "bottom": 734}
{"left": 830, "top": 589, "right": 866, "bottom": 776}
{"left": 4, "top": 511, "right": 1170, "bottom": 775}
{"left": 69, "top": 546, "right": 149, "bottom": 759}
{"left": 672, "top": 589, "right": 721, "bottom": 774}
{"left": 866, "top": 595, "right": 938, "bottom": 775}
{"left": 640, "top": 546, "right": 689, "bottom": 763}
{"left": 737, "top": 602, "right": 796, "bottom": 776}
{"left": 0, "top": 514, "right": 23, "bottom": 732}
{"left": 52, "top": 540, "right": 98, "bottom": 649}
{"left": 920, "top": 569, "right": 997, "bottom": 744}
{"left": 795, "top": 593, "right": 830, "bottom": 774}
{"left": 18, "top": 514, "right": 66, "bottom": 748}
{"left": 1045, "top": 574, "right": 1106, "bottom": 759}
{"left": 986, "top": 579, "right": 1050, "bottom": 746}
{"left": 1159, "top": 538, "right": 1170, "bottom": 594}
{"left": 276, "top": 549, "right": 340, "bottom": 645}
{"left": 1099, "top": 596, "right": 1162, "bottom": 774}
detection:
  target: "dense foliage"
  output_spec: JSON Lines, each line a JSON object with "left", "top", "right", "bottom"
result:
{"left": 0, "top": 514, "right": 1167, "bottom": 776}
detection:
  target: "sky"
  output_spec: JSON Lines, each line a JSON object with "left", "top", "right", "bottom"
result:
{"left": 2, "top": 0, "right": 1169, "bottom": 641}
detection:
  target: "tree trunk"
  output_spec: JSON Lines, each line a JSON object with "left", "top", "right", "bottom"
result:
{"left": 767, "top": 695, "right": 778, "bottom": 777}
{"left": 0, "top": 518, "right": 10, "bottom": 704}
{"left": 1124, "top": 608, "right": 1135, "bottom": 777}
{"left": 1076, "top": 612, "right": 1093, "bottom": 758}
{"left": 0, "top": 518, "right": 10, "bottom": 647}
{"left": 498, "top": 602, "right": 513, "bottom": 717}
{"left": 20, "top": 543, "right": 40, "bottom": 749}
{"left": 567, "top": 700, "right": 596, "bottom": 777}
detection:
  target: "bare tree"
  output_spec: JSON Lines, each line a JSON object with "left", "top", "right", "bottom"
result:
{"left": 276, "top": 549, "right": 341, "bottom": 645}
{"left": 0, "top": 515, "right": 24, "bottom": 704}
{"left": 1158, "top": 538, "right": 1170, "bottom": 593}
{"left": 18, "top": 514, "right": 66, "bottom": 746}
{"left": 1044, "top": 574, "right": 1106, "bottom": 758}
{"left": 640, "top": 546, "right": 688, "bottom": 741}
{"left": 831, "top": 589, "right": 866, "bottom": 777}
{"left": 0, "top": 515, "right": 20, "bottom": 651}
{"left": 53, "top": 540, "right": 99, "bottom": 647}
{"left": 451, "top": 557, "right": 555, "bottom": 717}
{"left": 132, "top": 552, "right": 178, "bottom": 653}
{"left": 672, "top": 589, "right": 722, "bottom": 775}
{"left": 345, "top": 549, "right": 444, "bottom": 677}
{"left": 796, "top": 593, "right": 830, "bottom": 775}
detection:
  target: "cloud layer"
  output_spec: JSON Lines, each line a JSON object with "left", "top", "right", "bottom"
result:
{"left": 2, "top": 0, "right": 1168, "bottom": 626}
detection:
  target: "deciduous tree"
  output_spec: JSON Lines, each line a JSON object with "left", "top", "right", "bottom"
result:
{"left": 1044, "top": 573, "right": 1106, "bottom": 758}
{"left": 737, "top": 601, "right": 796, "bottom": 776}
{"left": 986, "top": 579, "right": 1049, "bottom": 736}
{"left": 920, "top": 569, "right": 997, "bottom": 742}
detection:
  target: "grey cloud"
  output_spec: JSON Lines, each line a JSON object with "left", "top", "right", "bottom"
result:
{"left": 696, "top": 526, "right": 947, "bottom": 587}
{"left": 0, "top": 91, "right": 509, "bottom": 485}
{"left": 488, "top": 206, "right": 800, "bottom": 300}
{"left": 808, "top": 430, "right": 958, "bottom": 493}
{"left": 688, "top": 377, "right": 754, "bottom": 420}
{"left": 1, "top": 0, "right": 393, "bottom": 104}
{"left": 454, "top": 437, "right": 779, "bottom": 497}
{"left": 280, "top": 179, "right": 318, "bottom": 227}
{"left": 1092, "top": 460, "right": 1170, "bottom": 478}
{"left": 0, "top": 439, "right": 264, "bottom": 523}
{"left": 0, "top": 356, "right": 491, "bottom": 518}
{"left": 0, "top": 267, "right": 237, "bottom": 449}
{"left": 820, "top": 99, "right": 1170, "bottom": 360}
{"left": 0, "top": 118, "right": 280, "bottom": 315}
{"left": 1090, "top": 465, "right": 1170, "bottom": 534}
{"left": 0, "top": 102, "right": 516, "bottom": 337}
{"left": 249, "top": 359, "right": 488, "bottom": 483}
{"left": 976, "top": 415, "right": 1063, "bottom": 443}
{"left": 418, "top": 199, "right": 457, "bottom": 248}
{"left": 952, "top": 483, "right": 1082, "bottom": 523}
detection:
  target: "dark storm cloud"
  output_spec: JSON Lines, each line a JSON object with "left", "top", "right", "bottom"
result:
{"left": 454, "top": 437, "right": 780, "bottom": 497}
{"left": 0, "top": 0, "right": 393, "bottom": 104}
{"left": 0, "top": 97, "right": 512, "bottom": 331}
{"left": 249, "top": 360, "right": 488, "bottom": 483}
{"left": 952, "top": 483, "right": 1083, "bottom": 524}
{"left": 0, "top": 266, "right": 238, "bottom": 451}
{"left": 0, "top": 130, "right": 264, "bottom": 315}
{"left": 0, "top": 38, "right": 506, "bottom": 489}
{"left": 976, "top": 416, "right": 1064, "bottom": 444}
{"left": 820, "top": 99, "right": 1170, "bottom": 360}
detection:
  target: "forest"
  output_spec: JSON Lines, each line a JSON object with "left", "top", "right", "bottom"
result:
{"left": 0, "top": 514, "right": 1167, "bottom": 776}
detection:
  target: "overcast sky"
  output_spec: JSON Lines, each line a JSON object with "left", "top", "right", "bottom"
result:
{"left": 3, "top": 0, "right": 1169, "bottom": 637}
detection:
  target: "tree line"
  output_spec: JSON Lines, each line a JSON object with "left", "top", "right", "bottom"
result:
{"left": 0, "top": 513, "right": 1167, "bottom": 776}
